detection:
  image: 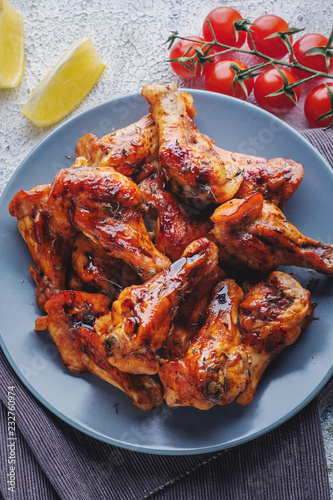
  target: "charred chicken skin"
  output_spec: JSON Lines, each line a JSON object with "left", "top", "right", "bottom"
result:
{"left": 159, "top": 279, "right": 250, "bottom": 410}
{"left": 104, "top": 238, "right": 219, "bottom": 375}
{"left": 237, "top": 271, "right": 313, "bottom": 405}
{"left": 9, "top": 184, "right": 71, "bottom": 310}
{"left": 211, "top": 192, "right": 333, "bottom": 275}
{"left": 139, "top": 171, "right": 213, "bottom": 261}
{"left": 142, "top": 82, "right": 244, "bottom": 205}
{"left": 35, "top": 291, "right": 163, "bottom": 410}
{"left": 43, "top": 161, "right": 170, "bottom": 281}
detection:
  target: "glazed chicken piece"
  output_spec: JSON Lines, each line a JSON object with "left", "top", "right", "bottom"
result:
{"left": 211, "top": 192, "right": 333, "bottom": 275}
{"left": 35, "top": 291, "right": 163, "bottom": 410}
{"left": 142, "top": 82, "right": 244, "bottom": 205}
{"left": 104, "top": 238, "right": 218, "bottom": 375}
{"left": 9, "top": 184, "right": 71, "bottom": 310}
{"left": 159, "top": 279, "right": 250, "bottom": 410}
{"left": 139, "top": 171, "right": 213, "bottom": 261}
{"left": 69, "top": 233, "right": 140, "bottom": 300}
{"left": 75, "top": 114, "right": 159, "bottom": 178}
{"left": 43, "top": 161, "right": 170, "bottom": 281}
{"left": 161, "top": 265, "right": 226, "bottom": 360}
{"left": 214, "top": 145, "right": 304, "bottom": 208}
{"left": 237, "top": 271, "right": 313, "bottom": 405}
{"left": 75, "top": 91, "right": 196, "bottom": 178}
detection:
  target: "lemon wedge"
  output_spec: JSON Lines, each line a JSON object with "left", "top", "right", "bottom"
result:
{"left": 21, "top": 38, "right": 106, "bottom": 127}
{"left": 0, "top": 0, "right": 25, "bottom": 88}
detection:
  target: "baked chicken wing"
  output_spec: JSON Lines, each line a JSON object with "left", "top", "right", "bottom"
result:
{"left": 161, "top": 265, "right": 226, "bottom": 360}
{"left": 75, "top": 114, "right": 159, "bottom": 178}
{"left": 211, "top": 192, "right": 333, "bottom": 275}
{"left": 237, "top": 271, "right": 313, "bottom": 405}
{"left": 75, "top": 91, "right": 196, "bottom": 179}
{"left": 9, "top": 184, "right": 71, "bottom": 310}
{"left": 104, "top": 238, "right": 218, "bottom": 375}
{"left": 142, "top": 82, "right": 244, "bottom": 205}
{"left": 69, "top": 233, "right": 140, "bottom": 300}
{"left": 214, "top": 145, "right": 304, "bottom": 208}
{"left": 159, "top": 279, "right": 250, "bottom": 409}
{"left": 43, "top": 161, "right": 170, "bottom": 281}
{"left": 35, "top": 291, "right": 163, "bottom": 411}
{"left": 139, "top": 171, "right": 213, "bottom": 261}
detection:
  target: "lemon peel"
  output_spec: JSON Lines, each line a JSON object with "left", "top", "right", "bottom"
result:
{"left": 21, "top": 38, "right": 106, "bottom": 127}
{"left": 0, "top": 0, "right": 25, "bottom": 88}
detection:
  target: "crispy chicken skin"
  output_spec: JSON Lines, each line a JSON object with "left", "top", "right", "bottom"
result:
{"left": 214, "top": 146, "right": 304, "bottom": 208}
{"left": 35, "top": 291, "right": 163, "bottom": 411}
{"left": 104, "top": 238, "right": 219, "bottom": 375}
{"left": 161, "top": 265, "right": 226, "bottom": 360}
{"left": 211, "top": 192, "right": 333, "bottom": 275}
{"left": 159, "top": 279, "right": 250, "bottom": 410}
{"left": 237, "top": 271, "right": 313, "bottom": 405}
{"left": 9, "top": 184, "right": 71, "bottom": 310}
{"left": 43, "top": 162, "right": 170, "bottom": 281}
{"left": 69, "top": 233, "right": 140, "bottom": 299}
{"left": 75, "top": 91, "right": 196, "bottom": 177}
{"left": 75, "top": 114, "right": 159, "bottom": 177}
{"left": 139, "top": 171, "right": 213, "bottom": 261}
{"left": 44, "top": 159, "right": 142, "bottom": 238}
{"left": 142, "top": 82, "right": 244, "bottom": 205}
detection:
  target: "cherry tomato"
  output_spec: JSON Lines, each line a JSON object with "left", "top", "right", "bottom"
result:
{"left": 254, "top": 67, "right": 300, "bottom": 114}
{"left": 249, "top": 14, "right": 291, "bottom": 59}
{"left": 304, "top": 83, "right": 333, "bottom": 128}
{"left": 291, "top": 33, "right": 333, "bottom": 78}
{"left": 202, "top": 7, "right": 246, "bottom": 49}
{"left": 205, "top": 59, "right": 254, "bottom": 100}
{"left": 170, "top": 37, "right": 207, "bottom": 79}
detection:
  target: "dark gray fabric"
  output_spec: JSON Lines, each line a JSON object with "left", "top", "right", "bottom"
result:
{"left": 0, "top": 128, "right": 332, "bottom": 500}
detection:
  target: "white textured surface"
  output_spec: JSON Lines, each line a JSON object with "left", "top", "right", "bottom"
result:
{"left": 0, "top": 0, "right": 332, "bottom": 496}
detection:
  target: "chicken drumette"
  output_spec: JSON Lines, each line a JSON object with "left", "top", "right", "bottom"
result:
{"left": 214, "top": 145, "right": 304, "bottom": 208}
{"left": 104, "top": 238, "right": 218, "bottom": 375}
{"left": 9, "top": 184, "right": 71, "bottom": 310}
{"left": 159, "top": 270, "right": 313, "bottom": 409}
{"left": 159, "top": 279, "right": 250, "bottom": 409}
{"left": 35, "top": 291, "right": 163, "bottom": 410}
{"left": 211, "top": 192, "right": 333, "bottom": 275}
{"left": 69, "top": 233, "right": 140, "bottom": 300}
{"left": 75, "top": 91, "right": 196, "bottom": 178}
{"left": 161, "top": 265, "right": 226, "bottom": 360}
{"left": 142, "top": 82, "right": 244, "bottom": 205}
{"left": 237, "top": 271, "right": 313, "bottom": 405}
{"left": 42, "top": 160, "right": 170, "bottom": 281}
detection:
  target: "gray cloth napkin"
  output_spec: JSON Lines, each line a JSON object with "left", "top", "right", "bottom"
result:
{"left": 0, "top": 129, "right": 332, "bottom": 500}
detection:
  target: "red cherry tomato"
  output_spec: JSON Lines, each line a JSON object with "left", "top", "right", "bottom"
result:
{"left": 304, "top": 83, "right": 333, "bottom": 128}
{"left": 205, "top": 59, "right": 254, "bottom": 100}
{"left": 170, "top": 37, "right": 207, "bottom": 79}
{"left": 249, "top": 14, "right": 291, "bottom": 59}
{"left": 291, "top": 33, "right": 333, "bottom": 78}
{"left": 254, "top": 67, "right": 300, "bottom": 114}
{"left": 202, "top": 7, "right": 246, "bottom": 49}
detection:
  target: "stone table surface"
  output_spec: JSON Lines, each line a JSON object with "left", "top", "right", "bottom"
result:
{"left": 0, "top": 0, "right": 332, "bottom": 497}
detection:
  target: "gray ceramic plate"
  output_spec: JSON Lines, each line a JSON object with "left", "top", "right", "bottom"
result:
{"left": 0, "top": 90, "right": 332, "bottom": 454}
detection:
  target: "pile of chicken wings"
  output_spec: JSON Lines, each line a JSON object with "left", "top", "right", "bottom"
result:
{"left": 9, "top": 83, "right": 333, "bottom": 411}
